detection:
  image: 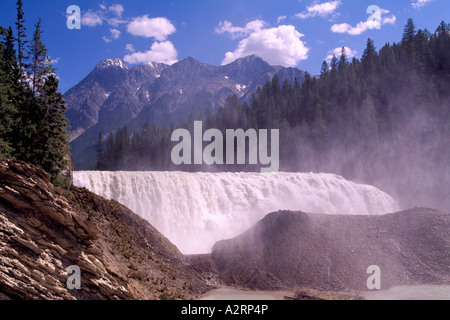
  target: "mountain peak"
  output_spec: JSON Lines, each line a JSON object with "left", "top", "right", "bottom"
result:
{"left": 96, "top": 58, "right": 129, "bottom": 70}
{"left": 177, "top": 56, "right": 205, "bottom": 66}
{"left": 232, "top": 55, "right": 270, "bottom": 66}
{"left": 182, "top": 56, "right": 200, "bottom": 63}
{"left": 147, "top": 61, "right": 167, "bottom": 69}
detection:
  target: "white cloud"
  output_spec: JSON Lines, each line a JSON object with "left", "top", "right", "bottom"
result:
{"left": 125, "top": 43, "right": 135, "bottom": 53}
{"left": 107, "top": 4, "right": 126, "bottom": 27}
{"left": 82, "top": 10, "right": 103, "bottom": 27}
{"left": 326, "top": 47, "right": 357, "bottom": 63}
{"left": 215, "top": 20, "right": 266, "bottom": 39}
{"left": 109, "top": 4, "right": 124, "bottom": 17}
{"left": 123, "top": 41, "right": 178, "bottom": 65}
{"left": 296, "top": 0, "right": 342, "bottom": 19}
{"left": 331, "top": 22, "right": 369, "bottom": 35}
{"left": 50, "top": 57, "right": 61, "bottom": 65}
{"left": 331, "top": 9, "right": 396, "bottom": 35}
{"left": 277, "top": 16, "right": 287, "bottom": 24}
{"left": 411, "top": 0, "right": 434, "bottom": 8}
{"left": 102, "top": 28, "right": 121, "bottom": 43}
{"left": 81, "top": 4, "right": 126, "bottom": 28}
{"left": 127, "top": 15, "right": 176, "bottom": 41}
{"left": 219, "top": 22, "right": 309, "bottom": 67}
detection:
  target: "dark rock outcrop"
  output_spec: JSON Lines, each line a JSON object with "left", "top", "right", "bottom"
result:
{"left": 0, "top": 159, "right": 209, "bottom": 300}
{"left": 211, "top": 209, "right": 450, "bottom": 291}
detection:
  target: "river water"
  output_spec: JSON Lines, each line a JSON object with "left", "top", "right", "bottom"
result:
{"left": 200, "top": 286, "right": 450, "bottom": 300}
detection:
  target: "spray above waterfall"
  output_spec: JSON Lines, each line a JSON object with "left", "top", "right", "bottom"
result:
{"left": 73, "top": 171, "right": 399, "bottom": 254}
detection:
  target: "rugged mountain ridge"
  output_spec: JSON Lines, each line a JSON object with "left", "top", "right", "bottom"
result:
{"left": 65, "top": 55, "right": 306, "bottom": 169}
{"left": 0, "top": 159, "right": 209, "bottom": 299}
{"left": 65, "top": 58, "right": 167, "bottom": 142}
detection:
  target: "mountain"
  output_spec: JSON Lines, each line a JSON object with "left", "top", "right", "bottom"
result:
{"left": 65, "top": 58, "right": 167, "bottom": 141}
{"left": 65, "top": 55, "right": 306, "bottom": 169}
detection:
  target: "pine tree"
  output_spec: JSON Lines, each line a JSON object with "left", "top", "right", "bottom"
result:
{"left": 362, "top": 38, "right": 378, "bottom": 75}
{"left": 0, "top": 27, "right": 16, "bottom": 157}
{"left": 14, "top": 18, "right": 52, "bottom": 163}
{"left": 15, "top": 0, "right": 28, "bottom": 76}
{"left": 338, "top": 47, "right": 348, "bottom": 70}
{"left": 1, "top": 26, "right": 24, "bottom": 158}
{"left": 320, "top": 61, "right": 329, "bottom": 76}
{"left": 38, "top": 75, "right": 69, "bottom": 180}
{"left": 330, "top": 55, "right": 338, "bottom": 71}
{"left": 402, "top": 18, "right": 417, "bottom": 46}
{"left": 28, "top": 18, "right": 53, "bottom": 95}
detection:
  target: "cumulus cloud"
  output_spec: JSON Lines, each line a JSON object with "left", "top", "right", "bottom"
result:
{"left": 411, "top": 0, "right": 434, "bottom": 8}
{"left": 331, "top": 9, "right": 396, "bottom": 35}
{"left": 218, "top": 21, "right": 309, "bottom": 67}
{"left": 123, "top": 41, "right": 178, "bottom": 65}
{"left": 215, "top": 19, "right": 266, "bottom": 39}
{"left": 326, "top": 47, "right": 357, "bottom": 63}
{"left": 127, "top": 15, "right": 176, "bottom": 41}
{"left": 296, "top": 0, "right": 342, "bottom": 19}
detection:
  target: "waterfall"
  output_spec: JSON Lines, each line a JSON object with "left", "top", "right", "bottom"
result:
{"left": 73, "top": 171, "right": 399, "bottom": 254}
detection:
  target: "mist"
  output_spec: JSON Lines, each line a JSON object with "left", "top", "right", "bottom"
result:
{"left": 95, "top": 20, "right": 450, "bottom": 215}
{"left": 73, "top": 171, "right": 398, "bottom": 254}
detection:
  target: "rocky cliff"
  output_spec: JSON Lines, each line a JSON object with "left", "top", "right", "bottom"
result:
{"left": 0, "top": 159, "right": 209, "bottom": 300}
{"left": 210, "top": 210, "right": 450, "bottom": 292}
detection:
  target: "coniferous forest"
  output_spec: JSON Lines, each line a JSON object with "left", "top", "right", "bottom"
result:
{"left": 0, "top": 1, "right": 69, "bottom": 185}
{"left": 0, "top": 3, "right": 448, "bottom": 211}
{"left": 97, "top": 19, "right": 450, "bottom": 211}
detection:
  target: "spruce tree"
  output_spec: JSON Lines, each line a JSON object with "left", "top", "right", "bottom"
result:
{"left": 22, "top": 18, "right": 55, "bottom": 166}
{"left": 338, "top": 47, "right": 348, "bottom": 70}
{"left": 28, "top": 18, "right": 53, "bottom": 95}
{"left": 362, "top": 38, "right": 378, "bottom": 75}
{"left": 15, "top": 0, "right": 28, "bottom": 76}
{"left": 401, "top": 18, "right": 418, "bottom": 67}
{"left": 320, "top": 61, "right": 329, "bottom": 76}
{"left": 2, "top": 26, "right": 25, "bottom": 158}
{"left": 39, "top": 75, "right": 69, "bottom": 181}
{"left": 0, "top": 27, "right": 16, "bottom": 157}
{"left": 402, "top": 18, "right": 417, "bottom": 46}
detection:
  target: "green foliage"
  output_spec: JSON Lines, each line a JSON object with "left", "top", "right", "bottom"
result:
{"left": 0, "top": 5, "right": 70, "bottom": 185}
{"left": 95, "top": 18, "right": 450, "bottom": 201}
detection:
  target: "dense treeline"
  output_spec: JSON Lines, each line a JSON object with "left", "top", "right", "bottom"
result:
{"left": 0, "top": 1, "right": 68, "bottom": 184}
{"left": 97, "top": 19, "right": 450, "bottom": 210}
{"left": 96, "top": 124, "right": 173, "bottom": 171}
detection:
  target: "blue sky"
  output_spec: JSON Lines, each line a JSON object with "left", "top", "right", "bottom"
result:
{"left": 0, "top": 0, "right": 448, "bottom": 92}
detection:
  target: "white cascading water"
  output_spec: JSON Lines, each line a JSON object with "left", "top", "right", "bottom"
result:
{"left": 73, "top": 171, "right": 399, "bottom": 254}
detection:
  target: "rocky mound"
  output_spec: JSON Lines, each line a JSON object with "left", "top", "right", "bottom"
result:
{"left": 211, "top": 209, "right": 450, "bottom": 291}
{"left": 0, "top": 159, "right": 209, "bottom": 300}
